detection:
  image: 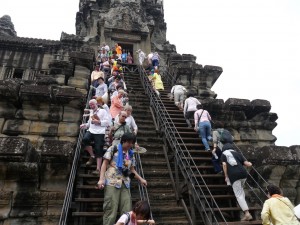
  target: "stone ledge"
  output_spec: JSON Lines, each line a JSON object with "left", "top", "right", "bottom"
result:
{"left": 39, "top": 139, "right": 75, "bottom": 163}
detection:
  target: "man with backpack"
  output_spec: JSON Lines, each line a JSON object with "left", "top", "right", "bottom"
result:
{"left": 211, "top": 122, "right": 234, "bottom": 173}
{"left": 221, "top": 143, "right": 253, "bottom": 221}
{"left": 97, "top": 133, "right": 147, "bottom": 225}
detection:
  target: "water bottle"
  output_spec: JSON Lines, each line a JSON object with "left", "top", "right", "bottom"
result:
{"left": 212, "top": 152, "right": 218, "bottom": 159}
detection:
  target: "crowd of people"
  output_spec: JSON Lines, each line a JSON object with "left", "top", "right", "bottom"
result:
{"left": 79, "top": 42, "right": 300, "bottom": 224}
{"left": 79, "top": 42, "right": 156, "bottom": 225}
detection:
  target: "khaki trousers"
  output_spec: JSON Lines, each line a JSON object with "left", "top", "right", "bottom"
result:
{"left": 103, "top": 184, "right": 132, "bottom": 225}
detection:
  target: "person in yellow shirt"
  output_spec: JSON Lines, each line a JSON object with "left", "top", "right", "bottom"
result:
{"left": 150, "top": 69, "right": 164, "bottom": 97}
{"left": 115, "top": 43, "right": 122, "bottom": 60}
{"left": 261, "top": 184, "right": 300, "bottom": 225}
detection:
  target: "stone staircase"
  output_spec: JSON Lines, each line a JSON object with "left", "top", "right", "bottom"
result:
{"left": 155, "top": 83, "right": 263, "bottom": 224}
{"left": 68, "top": 69, "right": 190, "bottom": 225}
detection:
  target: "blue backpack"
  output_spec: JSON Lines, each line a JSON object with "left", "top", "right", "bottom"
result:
{"left": 218, "top": 129, "right": 233, "bottom": 144}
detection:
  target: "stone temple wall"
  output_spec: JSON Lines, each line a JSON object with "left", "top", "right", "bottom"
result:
{"left": 0, "top": 1, "right": 300, "bottom": 224}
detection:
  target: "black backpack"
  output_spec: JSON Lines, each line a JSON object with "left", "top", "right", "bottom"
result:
{"left": 218, "top": 129, "right": 233, "bottom": 144}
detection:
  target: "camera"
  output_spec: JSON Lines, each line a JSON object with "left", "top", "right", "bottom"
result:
{"left": 122, "top": 168, "right": 135, "bottom": 179}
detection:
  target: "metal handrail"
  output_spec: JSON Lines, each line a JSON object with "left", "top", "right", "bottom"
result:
{"left": 135, "top": 151, "right": 153, "bottom": 220}
{"left": 232, "top": 143, "right": 270, "bottom": 200}
{"left": 137, "top": 66, "right": 227, "bottom": 225}
{"left": 162, "top": 63, "right": 269, "bottom": 205}
{"left": 58, "top": 87, "right": 93, "bottom": 225}
{"left": 123, "top": 67, "right": 153, "bottom": 220}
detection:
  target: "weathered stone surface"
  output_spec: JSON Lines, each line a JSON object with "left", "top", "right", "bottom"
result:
{"left": 18, "top": 135, "right": 58, "bottom": 150}
{"left": 73, "top": 65, "right": 90, "bottom": 79}
{"left": 2, "top": 120, "right": 31, "bottom": 135}
{"left": 62, "top": 106, "right": 82, "bottom": 122}
{"left": 39, "top": 140, "right": 74, "bottom": 158}
{"left": 52, "top": 86, "right": 85, "bottom": 108}
{"left": 0, "top": 190, "right": 11, "bottom": 220}
{"left": 250, "top": 112, "right": 278, "bottom": 130}
{"left": 224, "top": 98, "right": 251, "bottom": 112}
{"left": 255, "top": 129, "right": 276, "bottom": 142}
{"left": 0, "top": 79, "right": 21, "bottom": 101}
{"left": 29, "top": 121, "right": 58, "bottom": 136}
{"left": 0, "top": 118, "right": 4, "bottom": 132}
{"left": 16, "top": 103, "right": 63, "bottom": 122}
{"left": 67, "top": 76, "right": 88, "bottom": 89}
{"left": 58, "top": 136, "right": 77, "bottom": 143}
{"left": 0, "top": 15, "right": 17, "bottom": 37}
{"left": 0, "top": 137, "right": 37, "bottom": 163}
{"left": 53, "top": 74, "right": 66, "bottom": 85}
{"left": 39, "top": 140, "right": 74, "bottom": 190}
{"left": 247, "top": 99, "right": 271, "bottom": 119}
{"left": 0, "top": 102, "right": 16, "bottom": 119}
{"left": 20, "top": 85, "right": 51, "bottom": 102}
{"left": 57, "top": 122, "right": 79, "bottom": 137}
{"left": 75, "top": 87, "right": 88, "bottom": 95}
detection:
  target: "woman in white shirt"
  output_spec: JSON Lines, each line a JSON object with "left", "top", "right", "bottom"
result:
{"left": 183, "top": 92, "right": 201, "bottom": 128}
{"left": 170, "top": 83, "right": 187, "bottom": 110}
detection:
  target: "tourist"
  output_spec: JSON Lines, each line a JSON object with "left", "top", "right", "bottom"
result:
{"left": 183, "top": 92, "right": 201, "bottom": 128}
{"left": 194, "top": 104, "right": 212, "bottom": 151}
{"left": 90, "top": 65, "right": 104, "bottom": 87}
{"left": 150, "top": 69, "right": 164, "bottom": 96}
{"left": 261, "top": 184, "right": 300, "bottom": 225}
{"left": 147, "top": 52, "right": 153, "bottom": 65}
{"left": 211, "top": 121, "right": 233, "bottom": 173}
{"left": 115, "top": 200, "right": 155, "bottom": 225}
{"left": 94, "top": 77, "right": 108, "bottom": 98}
{"left": 127, "top": 52, "right": 133, "bottom": 64}
{"left": 136, "top": 49, "right": 146, "bottom": 65}
{"left": 221, "top": 143, "right": 253, "bottom": 221}
{"left": 170, "top": 82, "right": 187, "bottom": 110}
{"left": 121, "top": 52, "right": 127, "bottom": 63}
{"left": 80, "top": 99, "right": 109, "bottom": 175}
{"left": 115, "top": 43, "right": 122, "bottom": 60}
{"left": 97, "top": 133, "right": 147, "bottom": 225}
{"left": 108, "top": 75, "right": 125, "bottom": 95}
{"left": 151, "top": 52, "right": 160, "bottom": 68}
{"left": 110, "top": 90, "right": 126, "bottom": 119}
{"left": 96, "top": 96, "right": 111, "bottom": 121}
{"left": 109, "top": 111, "right": 132, "bottom": 146}
{"left": 115, "top": 104, "right": 138, "bottom": 135}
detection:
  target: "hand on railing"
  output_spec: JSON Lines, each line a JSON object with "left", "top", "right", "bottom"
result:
{"left": 139, "top": 178, "right": 147, "bottom": 187}
{"left": 80, "top": 124, "right": 88, "bottom": 129}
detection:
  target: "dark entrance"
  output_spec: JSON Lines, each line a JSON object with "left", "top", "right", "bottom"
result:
{"left": 118, "top": 43, "right": 133, "bottom": 56}
{"left": 13, "top": 69, "right": 24, "bottom": 79}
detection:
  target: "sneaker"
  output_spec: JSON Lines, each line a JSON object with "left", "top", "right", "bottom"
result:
{"left": 86, "top": 157, "right": 95, "bottom": 166}
{"left": 205, "top": 148, "right": 211, "bottom": 151}
{"left": 241, "top": 214, "right": 253, "bottom": 221}
{"left": 92, "top": 169, "right": 100, "bottom": 176}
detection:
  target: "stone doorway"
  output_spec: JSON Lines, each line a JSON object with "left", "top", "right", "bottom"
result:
{"left": 119, "top": 43, "right": 133, "bottom": 56}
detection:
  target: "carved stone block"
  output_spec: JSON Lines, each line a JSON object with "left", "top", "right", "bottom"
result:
{"left": 0, "top": 102, "right": 17, "bottom": 118}
{"left": 29, "top": 122, "right": 58, "bottom": 136}
{"left": 20, "top": 85, "right": 51, "bottom": 103}
{"left": 17, "top": 103, "right": 63, "bottom": 122}
{"left": 2, "top": 120, "right": 31, "bottom": 135}
{"left": 57, "top": 122, "right": 79, "bottom": 137}
{"left": 73, "top": 65, "right": 90, "bottom": 79}
{"left": 62, "top": 106, "right": 82, "bottom": 122}
{"left": 67, "top": 77, "right": 88, "bottom": 89}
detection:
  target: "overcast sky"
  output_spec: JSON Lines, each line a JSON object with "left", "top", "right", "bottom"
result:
{"left": 0, "top": 0, "right": 299, "bottom": 147}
